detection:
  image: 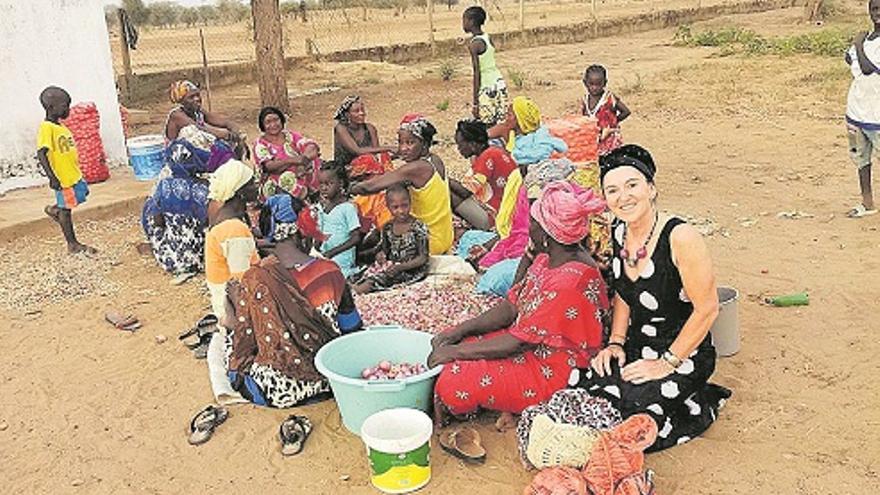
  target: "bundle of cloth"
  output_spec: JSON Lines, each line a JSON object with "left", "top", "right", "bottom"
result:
{"left": 520, "top": 390, "right": 658, "bottom": 495}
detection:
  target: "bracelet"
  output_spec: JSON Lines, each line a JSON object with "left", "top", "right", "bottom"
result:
{"left": 662, "top": 350, "right": 683, "bottom": 369}
{"left": 607, "top": 342, "right": 625, "bottom": 351}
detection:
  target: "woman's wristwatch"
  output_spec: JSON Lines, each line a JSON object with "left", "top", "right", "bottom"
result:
{"left": 662, "top": 350, "right": 682, "bottom": 369}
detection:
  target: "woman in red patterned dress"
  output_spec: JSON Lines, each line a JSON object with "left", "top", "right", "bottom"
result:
{"left": 429, "top": 181, "right": 609, "bottom": 429}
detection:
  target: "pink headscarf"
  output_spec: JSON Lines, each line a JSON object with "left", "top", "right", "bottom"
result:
{"left": 530, "top": 181, "right": 606, "bottom": 245}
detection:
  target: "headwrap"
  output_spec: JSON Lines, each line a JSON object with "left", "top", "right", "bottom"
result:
{"left": 399, "top": 114, "right": 436, "bottom": 144}
{"left": 599, "top": 144, "right": 656, "bottom": 183}
{"left": 512, "top": 96, "right": 541, "bottom": 135}
{"left": 456, "top": 119, "right": 489, "bottom": 145}
{"left": 208, "top": 160, "right": 254, "bottom": 203}
{"left": 524, "top": 158, "right": 576, "bottom": 199}
{"left": 169, "top": 80, "right": 199, "bottom": 104}
{"left": 334, "top": 95, "right": 361, "bottom": 121}
{"left": 530, "top": 181, "right": 606, "bottom": 245}
{"left": 264, "top": 194, "right": 327, "bottom": 242}
{"left": 350, "top": 153, "right": 391, "bottom": 177}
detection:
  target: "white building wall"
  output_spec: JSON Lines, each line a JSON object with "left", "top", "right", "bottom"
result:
{"left": 0, "top": 0, "right": 127, "bottom": 191}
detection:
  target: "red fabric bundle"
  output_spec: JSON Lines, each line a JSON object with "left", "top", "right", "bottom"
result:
{"left": 544, "top": 116, "right": 599, "bottom": 163}
{"left": 62, "top": 102, "right": 110, "bottom": 184}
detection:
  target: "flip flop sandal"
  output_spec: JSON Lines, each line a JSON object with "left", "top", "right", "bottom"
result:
{"left": 438, "top": 427, "right": 486, "bottom": 464}
{"left": 847, "top": 204, "right": 878, "bottom": 218}
{"left": 104, "top": 311, "right": 142, "bottom": 332}
{"left": 279, "top": 415, "right": 313, "bottom": 456}
{"left": 188, "top": 405, "right": 229, "bottom": 446}
{"left": 179, "top": 315, "right": 219, "bottom": 343}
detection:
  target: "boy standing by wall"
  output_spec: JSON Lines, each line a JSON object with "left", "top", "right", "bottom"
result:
{"left": 37, "top": 86, "right": 96, "bottom": 253}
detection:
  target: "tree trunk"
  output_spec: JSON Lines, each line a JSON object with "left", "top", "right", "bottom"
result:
{"left": 251, "top": 0, "right": 290, "bottom": 114}
{"left": 805, "top": 0, "right": 824, "bottom": 21}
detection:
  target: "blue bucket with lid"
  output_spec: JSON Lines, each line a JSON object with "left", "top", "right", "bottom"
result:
{"left": 127, "top": 135, "right": 164, "bottom": 180}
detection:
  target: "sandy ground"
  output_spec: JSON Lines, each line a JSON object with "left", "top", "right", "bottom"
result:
{"left": 3, "top": 5, "right": 880, "bottom": 494}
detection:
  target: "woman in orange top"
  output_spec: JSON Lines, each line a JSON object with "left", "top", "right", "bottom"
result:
{"left": 205, "top": 160, "right": 260, "bottom": 320}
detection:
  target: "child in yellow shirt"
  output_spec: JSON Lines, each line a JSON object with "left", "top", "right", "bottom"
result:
{"left": 37, "top": 86, "right": 95, "bottom": 254}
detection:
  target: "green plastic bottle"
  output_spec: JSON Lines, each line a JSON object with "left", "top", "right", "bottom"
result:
{"left": 766, "top": 292, "right": 809, "bottom": 307}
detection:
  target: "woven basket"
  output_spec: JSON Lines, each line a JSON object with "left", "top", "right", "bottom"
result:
{"left": 526, "top": 413, "right": 600, "bottom": 469}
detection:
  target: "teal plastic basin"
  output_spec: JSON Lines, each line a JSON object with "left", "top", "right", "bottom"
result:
{"left": 314, "top": 326, "right": 442, "bottom": 435}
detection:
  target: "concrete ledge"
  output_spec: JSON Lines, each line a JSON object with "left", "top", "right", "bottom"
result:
{"left": 122, "top": 0, "right": 797, "bottom": 105}
{"left": 0, "top": 168, "right": 150, "bottom": 245}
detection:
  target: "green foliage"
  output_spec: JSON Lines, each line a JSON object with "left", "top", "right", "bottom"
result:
{"left": 439, "top": 59, "right": 456, "bottom": 81}
{"left": 148, "top": 1, "right": 181, "bottom": 27}
{"left": 674, "top": 25, "right": 853, "bottom": 57}
{"left": 619, "top": 72, "right": 643, "bottom": 96}
{"left": 508, "top": 68, "right": 527, "bottom": 89}
{"left": 122, "top": 0, "right": 148, "bottom": 24}
{"left": 436, "top": 99, "right": 450, "bottom": 111}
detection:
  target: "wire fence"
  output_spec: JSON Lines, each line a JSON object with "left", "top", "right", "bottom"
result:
{"left": 108, "top": 0, "right": 743, "bottom": 85}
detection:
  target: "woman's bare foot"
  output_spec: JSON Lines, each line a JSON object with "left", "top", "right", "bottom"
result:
{"left": 495, "top": 412, "right": 517, "bottom": 432}
{"left": 44, "top": 205, "right": 61, "bottom": 223}
{"left": 68, "top": 242, "right": 97, "bottom": 255}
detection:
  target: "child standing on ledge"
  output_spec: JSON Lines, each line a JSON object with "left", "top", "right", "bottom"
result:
{"left": 37, "top": 86, "right": 96, "bottom": 254}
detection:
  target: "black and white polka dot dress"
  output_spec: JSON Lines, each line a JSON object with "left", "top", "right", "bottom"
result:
{"left": 572, "top": 217, "right": 731, "bottom": 452}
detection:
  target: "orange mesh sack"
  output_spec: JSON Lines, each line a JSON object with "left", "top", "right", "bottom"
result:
{"left": 545, "top": 116, "right": 599, "bottom": 163}
{"left": 582, "top": 414, "right": 658, "bottom": 495}
{"left": 62, "top": 102, "right": 110, "bottom": 184}
{"left": 523, "top": 467, "right": 588, "bottom": 495}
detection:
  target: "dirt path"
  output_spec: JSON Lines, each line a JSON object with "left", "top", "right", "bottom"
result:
{"left": 2, "top": 6, "right": 879, "bottom": 494}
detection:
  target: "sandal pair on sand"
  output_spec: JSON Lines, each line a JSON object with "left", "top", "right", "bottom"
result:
{"left": 104, "top": 311, "right": 142, "bottom": 332}
{"left": 439, "top": 427, "right": 487, "bottom": 464}
{"left": 188, "top": 405, "right": 312, "bottom": 456}
{"left": 179, "top": 315, "right": 218, "bottom": 359}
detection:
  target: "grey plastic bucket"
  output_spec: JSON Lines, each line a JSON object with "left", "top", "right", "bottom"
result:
{"left": 709, "top": 286, "right": 739, "bottom": 357}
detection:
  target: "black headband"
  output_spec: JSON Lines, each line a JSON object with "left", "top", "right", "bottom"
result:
{"left": 599, "top": 145, "right": 656, "bottom": 183}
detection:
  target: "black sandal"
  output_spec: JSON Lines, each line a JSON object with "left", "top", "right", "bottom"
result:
{"left": 179, "top": 315, "right": 218, "bottom": 359}
{"left": 188, "top": 405, "right": 228, "bottom": 445}
{"left": 179, "top": 314, "right": 218, "bottom": 342}
{"left": 279, "top": 415, "right": 312, "bottom": 456}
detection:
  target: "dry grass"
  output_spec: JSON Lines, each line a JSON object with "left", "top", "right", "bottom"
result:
{"left": 111, "top": 0, "right": 736, "bottom": 75}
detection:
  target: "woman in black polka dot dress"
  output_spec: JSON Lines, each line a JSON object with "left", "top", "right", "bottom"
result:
{"left": 572, "top": 145, "right": 731, "bottom": 452}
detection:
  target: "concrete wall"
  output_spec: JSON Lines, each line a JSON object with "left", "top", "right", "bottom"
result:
{"left": 123, "top": 0, "right": 797, "bottom": 106}
{"left": 0, "top": 0, "right": 127, "bottom": 191}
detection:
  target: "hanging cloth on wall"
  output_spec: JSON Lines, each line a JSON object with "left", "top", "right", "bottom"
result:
{"left": 120, "top": 9, "right": 139, "bottom": 50}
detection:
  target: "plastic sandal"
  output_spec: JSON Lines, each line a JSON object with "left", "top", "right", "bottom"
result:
{"left": 279, "top": 415, "right": 313, "bottom": 456}
{"left": 179, "top": 315, "right": 218, "bottom": 347}
{"left": 847, "top": 204, "right": 878, "bottom": 218}
{"left": 188, "top": 405, "right": 228, "bottom": 446}
{"left": 438, "top": 427, "right": 486, "bottom": 464}
{"left": 104, "top": 311, "right": 142, "bottom": 332}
